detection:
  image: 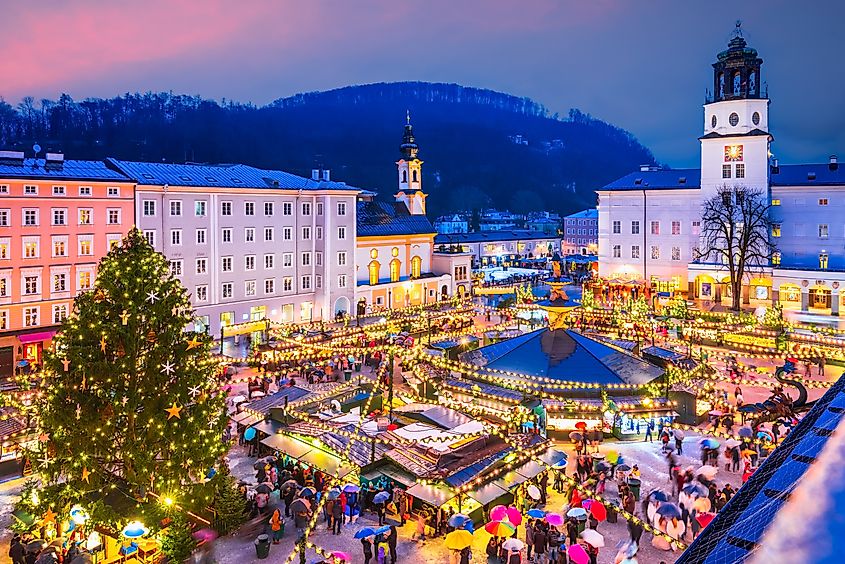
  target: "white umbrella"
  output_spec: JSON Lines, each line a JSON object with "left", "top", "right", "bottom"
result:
{"left": 527, "top": 484, "right": 541, "bottom": 500}
{"left": 501, "top": 538, "right": 525, "bottom": 551}
{"left": 580, "top": 528, "right": 605, "bottom": 548}
{"left": 725, "top": 439, "right": 741, "bottom": 448}
{"left": 697, "top": 465, "right": 719, "bottom": 479}
{"left": 672, "top": 429, "right": 685, "bottom": 439}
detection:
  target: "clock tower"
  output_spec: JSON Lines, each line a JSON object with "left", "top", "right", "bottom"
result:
{"left": 700, "top": 22, "right": 771, "bottom": 201}
{"left": 395, "top": 112, "right": 427, "bottom": 216}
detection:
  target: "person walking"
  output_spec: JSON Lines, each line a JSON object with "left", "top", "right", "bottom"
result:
{"left": 8, "top": 536, "right": 25, "bottom": 564}
{"left": 411, "top": 512, "right": 426, "bottom": 541}
{"left": 628, "top": 515, "right": 644, "bottom": 545}
{"left": 645, "top": 420, "right": 653, "bottom": 442}
{"left": 387, "top": 525, "right": 398, "bottom": 564}
{"left": 533, "top": 524, "right": 548, "bottom": 564}
{"left": 331, "top": 497, "right": 343, "bottom": 535}
{"left": 268, "top": 507, "right": 284, "bottom": 544}
{"left": 361, "top": 537, "right": 373, "bottom": 564}
{"left": 675, "top": 434, "right": 683, "bottom": 455}
{"left": 525, "top": 518, "right": 535, "bottom": 562}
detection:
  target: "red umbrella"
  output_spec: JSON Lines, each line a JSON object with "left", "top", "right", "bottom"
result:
{"left": 696, "top": 512, "right": 716, "bottom": 528}
{"left": 575, "top": 421, "right": 588, "bottom": 430}
{"left": 570, "top": 489, "right": 582, "bottom": 508}
{"left": 584, "top": 500, "right": 606, "bottom": 522}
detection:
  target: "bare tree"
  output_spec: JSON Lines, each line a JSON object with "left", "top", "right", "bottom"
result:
{"left": 700, "top": 185, "right": 775, "bottom": 311}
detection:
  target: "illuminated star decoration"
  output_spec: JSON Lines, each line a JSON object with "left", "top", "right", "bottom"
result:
{"left": 38, "top": 432, "right": 49, "bottom": 443}
{"left": 186, "top": 336, "right": 201, "bottom": 350}
{"left": 161, "top": 361, "right": 175, "bottom": 375}
{"left": 61, "top": 358, "right": 71, "bottom": 372}
{"left": 165, "top": 403, "right": 182, "bottom": 420}
{"left": 146, "top": 291, "right": 158, "bottom": 304}
{"left": 99, "top": 336, "right": 107, "bottom": 353}
{"left": 41, "top": 508, "right": 57, "bottom": 524}
{"left": 81, "top": 467, "right": 90, "bottom": 483}
{"left": 120, "top": 310, "right": 130, "bottom": 325}
{"left": 188, "top": 385, "right": 201, "bottom": 398}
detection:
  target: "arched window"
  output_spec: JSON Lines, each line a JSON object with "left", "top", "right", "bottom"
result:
{"left": 748, "top": 71, "right": 756, "bottom": 94}
{"left": 391, "top": 247, "right": 399, "bottom": 257}
{"left": 718, "top": 73, "right": 725, "bottom": 98}
{"left": 733, "top": 72, "right": 741, "bottom": 96}
{"left": 390, "top": 259, "right": 401, "bottom": 282}
{"left": 412, "top": 169, "right": 418, "bottom": 183}
{"left": 402, "top": 170, "right": 408, "bottom": 183}
{"left": 410, "top": 256, "right": 422, "bottom": 278}
{"left": 368, "top": 261, "right": 380, "bottom": 286}
{"left": 370, "top": 248, "right": 378, "bottom": 259}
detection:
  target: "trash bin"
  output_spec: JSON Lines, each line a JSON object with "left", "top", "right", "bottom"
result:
{"left": 254, "top": 534, "right": 271, "bottom": 559}
{"left": 355, "top": 362, "right": 362, "bottom": 373}
{"left": 344, "top": 369, "right": 352, "bottom": 382}
{"left": 628, "top": 477, "right": 641, "bottom": 500}
{"left": 591, "top": 453, "right": 606, "bottom": 472}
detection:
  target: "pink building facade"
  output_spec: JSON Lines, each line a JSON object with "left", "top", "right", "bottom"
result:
{"left": 0, "top": 152, "right": 134, "bottom": 377}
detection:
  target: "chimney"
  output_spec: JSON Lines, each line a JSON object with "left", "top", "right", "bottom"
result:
{"left": 640, "top": 164, "right": 650, "bottom": 172}
{"left": 311, "top": 169, "right": 320, "bottom": 181}
{"left": 830, "top": 155, "right": 839, "bottom": 171}
{"left": 45, "top": 152, "right": 64, "bottom": 170}
{"left": 0, "top": 151, "right": 24, "bottom": 166}
{"left": 321, "top": 169, "right": 330, "bottom": 182}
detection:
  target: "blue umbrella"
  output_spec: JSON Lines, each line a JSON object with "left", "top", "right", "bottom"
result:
{"left": 327, "top": 489, "right": 341, "bottom": 500}
{"left": 463, "top": 520, "right": 475, "bottom": 533}
{"left": 373, "top": 491, "right": 391, "bottom": 504}
{"left": 527, "top": 509, "right": 546, "bottom": 518}
{"left": 738, "top": 427, "right": 754, "bottom": 438}
{"left": 656, "top": 503, "right": 682, "bottom": 519}
{"left": 343, "top": 484, "right": 360, "bottom": 493}
{"left": 649, "top": 490, "right": 670, "bottom": 502}
{"left": 374, "top": 525, "right": 391, "bottom": 535}
{"left": 682, "top": 483, "right": 708, "bottom": 497}
{"left": 354, "top": 527, "right": 376, "bottom": 539}
{"left": 700, "top": 438, "right": 720, "bottom": 449}
{"left": 448, "top": 514, "right": 471, "bottom": 528}
{"left": 566, "top": 507, "right": 587, "bottom": 518}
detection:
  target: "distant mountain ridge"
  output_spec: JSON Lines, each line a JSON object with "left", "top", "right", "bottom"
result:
{"left": 0, "top": 82, "right": 656, "bottom": 216}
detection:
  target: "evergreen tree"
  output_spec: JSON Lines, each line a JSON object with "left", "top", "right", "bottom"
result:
{"left": 31, "top": 229, "right": 227, "bottom": 526}
{"left": 210, "top": 464, "right": 247, "bottom": 534}
{"left": 160, "top": 513, "right": 196, "bottom": 562}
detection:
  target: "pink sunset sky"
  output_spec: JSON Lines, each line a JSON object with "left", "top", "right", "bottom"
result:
{"left": 1, "top": 0, "right": 843, "bottom": 166}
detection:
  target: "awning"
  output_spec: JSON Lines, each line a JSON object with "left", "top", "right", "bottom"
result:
{"left": 19, "top": 331, "right": 56, "bottom": 344}
{"left": 468, "top": 482, "right": 511, "bottom": 506}
{"left": 299, "top": 448, "right": 355, "bottom": 480}
{"left": 260, "top": 433, "right": 315, "bottom": 459}
{"left": 493, "top": 468, "right": 532, "bottom": 491}
{"left": 373, "top": 465, "right": 417, "bottom": 488}
{"left": 251, "top": 419, "right": 283, "bottom": 436}
{"left": 231, "top": 411, "right": 262, "bottom": 426}
{"left": 406, "top": 482, "right": 456, "bottom": 508}
{"left": 513, "top": 460, "right": 546, "bottom": 481}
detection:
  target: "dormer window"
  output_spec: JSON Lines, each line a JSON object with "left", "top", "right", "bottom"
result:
{"left": 634, "top": 178, "right": 642, "bottom": 185}
{"left": 808, "top": 172, "right": 817, "bottom": 181}
{"left": 678, "top": 177, "right": 687, "bottom": 185}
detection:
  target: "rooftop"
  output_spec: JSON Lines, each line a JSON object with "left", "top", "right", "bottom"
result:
{"left": 0, "top": 157, "right": 130, "bottom": 182}
{"left": 357, "top": 200, "right": 436, "bottom": 237}
{"left": 600, "top": 168, "right": 701, "bottom": 192}
{"left": 565, "top": 208, "right": 598, "bottom": 219}
{"left": 771, "top": 162, "right": 845, "bottom": 187}
{"left": 434, "top": 230, "right": 557, "bottom": 244}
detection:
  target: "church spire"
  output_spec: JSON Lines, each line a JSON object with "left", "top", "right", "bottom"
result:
{"left": 710, "top": 22, "right": 764, "bottom": 103}
{"left": 400, "top": 110, "right": 419, "bottom": 160}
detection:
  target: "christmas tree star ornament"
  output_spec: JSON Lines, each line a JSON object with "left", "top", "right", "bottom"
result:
{"left": 161, "top": 361, "right": 175, "bottom": 375}
{"left": 146, "top": 290, "right": 159, "bottom": 303}
{"left": 41, "top": 508, "right": 57, "bottom": 524}
{"left": 38, "top": 432, "right": 50, "bottom": 443}
{"left": 165, "top": 403, "right": 183, "bottom": 419}
{"left": 186, "top": 336, "right": 201, "bottom": 350}
{"left": 81, "top": 467, "right": 91, "bottom": 483}
{"left": 99, "top": 336, "right": 107, "bottom": 353}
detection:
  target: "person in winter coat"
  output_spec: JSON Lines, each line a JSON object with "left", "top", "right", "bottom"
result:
{"left": 459, "top": 546, "right": 472, "bottom": 564}
{"left": 566, "top": 517, "right": 579, "bottom": 547}
{"left": 268, "top": 508, "right": 284, "bottom": 543}
{"left": 331, "top": 499, "right": 344, "bottom": 535}
{"left": 525, "top": 519, "right": 535, "bottom": 561}
{"left": 387, "top": 525, "right": 398, "bottom": 564}
{"left": 533, "top": 526, "right": 548, "bottom": 564}
{"left": 628, "top": 516, "right": 644, "bottom": 545}
{"left": 361, "top": 537, "right": 373, "bottom": 564}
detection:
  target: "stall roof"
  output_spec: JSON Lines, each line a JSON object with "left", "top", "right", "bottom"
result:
{"left": 469, "top": 482, "right": 511, "bottom": 506}
{"left": 231, "top": 411, "right": 262, "bottom": 426}
{"left": 445, "top": 449, "right": 512, "bottom": 487}
{"left": 299, "top": 448, "right": 355, "bottom": 479}
{"left": 260, "top": 433, "right": 315, "bottom": 459}
{"left": 245, "top": 386, "right": 310, "bottom": 416}
{"left": 406, "top": 482, "right": 456, "bottom": 507}
{"left": 362, "top": 465, "right": 418, "bottom": 488}
{"left": 251, "top": 419, "right": 284, "bottom": 437}
{"left": 393, "top": 404, "right": 473, "bottom": 430}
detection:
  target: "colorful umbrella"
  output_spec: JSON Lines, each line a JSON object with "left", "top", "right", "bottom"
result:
{"left": 569, "top": 431, "right": 584, "bottom": 441}
{"left": 583, "top": 500, "right": 606, "bottom": 522}
{"left": 327, "top": 489, "right": 341, "bottom": 500}
{"left": 527, "top": 508, "right": 546, "bottom": 519}
{"left": 696, "top": 512, "right": 716, "bottom": 528}
{"left": 444, "top": 530, "right": 474, "bottom": 550}
{"left": 501, "top": 538, "right": 525, "bottom": 551}
{"left": 489, "top": 504, "right": 508, "bottom": 521}
{"left": 575, "top": 421, "right": 587, "bottom": 430}
{"left": 568, "top": 543, "right": 589, "bottom": 564}
{"left": 617, "top": 463, "right": 632, "bottom": 472}
{"left": 757, "top": 430, "right": 774, "bottom": 441}
{"left": 506, "top": 507, "right": 523, "bottom": 526}
{"left": 527, "top": 484, "right": 541, "bottom": 500}
{"left": 580, "top": 529, "right": 605, "bottom": 548}
{"left": 566, "top": 507, "right": 587, "bottom": 519}
{"left": 192, "top": 528, "right": 218, "bottom": 543}
{"left": 606, "top": 450, "right": 619, "bottom": 464}
{"left": 649, "top": 489, "right": 669, "bottom": 502}
{"left": 682, "top": 483, "right": 708, "bottom": 497}
{"left": 343, "top": 484, "right": 360, "bottom": 493}
{"left": 741, "top": 449, "right": 757, "bottom": 457}
{"left": 700, "top": 438, "right": 720, "bottom": 449}
{"left": 693, "top": 497, "right": 711, "bottom": 512}
{"left": 354, "top": 527, "right": 375, "bottom": 539}
{"left": 448, "top": 514, "right": 471, "bottom": 528}
{"left": 725, "top": 438, "right": 741, "bottom": 448}
{"left": 697, "top": 465, "right": 719, "bottom": 479}
{"left": 484, "top": 520, "right": 516, "bottom": 537}
{"left": 545, "top": 512, "right": 564, "bottom": 527}
{"left": 373, "top": 491, "right": 391, "bottom": 504}
{"left": 331, "top": 552, "right": 352, "bottom": 563}
{"left": 121, "top": 521, "right": 149, "bottom": 538}
{"left": 738, "top": 427, "right": 754, "bottom": 438}
{"left": 656, "top": 503, "right": 682, "bottom": 519}
{"left": 299, "top": 486, "right": 316, "bottom": 498}
{"left": 672, "top": 429, "right": 685, "bottom": 439}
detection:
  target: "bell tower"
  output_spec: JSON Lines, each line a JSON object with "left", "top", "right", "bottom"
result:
{"left": 700, "top": 22, "right": 771, "bottom": 201}
{"left": 395, "top": 111, "right": 427, "bottom": 215}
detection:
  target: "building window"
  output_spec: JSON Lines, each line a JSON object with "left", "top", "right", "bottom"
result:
{"left": 671, "top": 246, "right": 681, "bottom": 261}
{"left": 411, "top": 256, "right": 421, "bottom": 278}
{"left": 612, "top": 220, "right": 620, "bottom": 234}
{"left": 264, "top": 279, "right": 275, "bottom": 294}
{"left": 221, "top": 202, "right": 232, "bottom": 216}
{"left": 23, "top": 307, "right": 38, "bottom": 327}
{"left": 52, "top": 209, "right": 66, "bottom": 225}
{"left": 24, "top": 276, "right": 38, "bottom": 295}
{"left": 283, "top": 202, "right": 292, "bottom": 215}
{"left": 196, "top": 285, "right": 208, "bottom": 302}
{"left": 245, "top": 280, "right": 256, "bottom": 296}
{"left": 107, "top": 209, "right": 120, "bottom": 225}
{"left": 301, "top": 252, "right": 311, "bottom": 266}
{"left": 338, "top": 226, "right": 346, "bottom": 240}
{"left": 283, "top": 277, "right": 293, "bottom": 292}
{"left": 317, "top": 202, "right": 323, "bottom": 216}
{"left": 264, "top": 202, "right": 274, "bottom": 216}
{"left": 390, "top": 259, "right": 401, "bottom": 282}
{"left": 820, "top": 253, "right": 829, "bottom": 270}
{"left": 245, "top": 228, "right": 255, "bottom": 242}
{"left": 0, "top": 310, "right": 6, "bottom": 330}
{"left": 631, "top": 245, "right": 640, "bottom": 259}
{"left": 631, "top": 221, "right": 640, "bottom": 235}
{"left": 338, "top": 275, "right": 347, "bottom": 288}
{"left": 671, "top": 221, "right": 680, "bottom": 235}
{"left": 53, "top": 238, "right": 66, "bottom": 257}
{"left": 196, "top": 258, "right": 207, "bottom": 274}
{"left": 819, "top": 224, "right": 829, "bottom": 239}
{"left": 195, "top": 201, "right": 207, "bottom": 216}
{"left": 302, "top": 227, "right": 311, "bottom": 240}
{"left": 819, "top": 198, "right": 829, "bottom": 206}
{"left": 650, "top": 221, "right": 659, "bottom": 235}
{"left": 316, "top": 226, "right": 323, "bottom": 240}
{"left": 79, "top": 186, "right": 91, "bottom": 196}
{"left": 264, "top": 227, "right": 274, "bottom": 242}
{"left": 0, "top": 210, "right": 8, "bottom": 227}
{"left": 222, "top": 257, "right": 233, "bottom": 272}
{"left": 170, "top": 229, "right": 182, "bottom": 246}
{"left": 735, "top": 163, "right": 745, "bottom": 178}
{"left": 283, "top": 227, "right": 292, "bottom": 241}
{"left": 245, "top": 255, "right": 255, "bottom": 271}
{"left": 244, "top": 202, "right": 255, "bottom": 216}
{"left": 612, "top": 245, "right": 621, "bottom": 258}
{"left": 79, "top": 209, "right": 92, "bottom": 225}
{"left": 772, "top": 199, "right": 781, "bottom": 206}
{"left": 772, "top": 252, "right": 781, "bottom": 266}
{"left": 302, "top": 202, "right": 311, "bottom": 216}
{"left": 283, "top": 253, "right": 292, "bottom": 267}
{"left": 368, "top": 261, "right": 380, "bottom": 285}
{"left": 78, "top": 238, "right": 92, "bottom": 256}
{"left": 170, "top": 201, "right": 182, "bottom": 216}
{"left": 143, "top": 230, "right": 155, "bottom": 247}
{"left": 170, "top": 260, "right": 183, "bottom": 276}
{"left": 78, "top": 271, "right": 91, "bottom": 290}
{"left": 722, "top": 164, "right": 731, "bottom": 179}
{"left": 196, "top": 229, "right": 206, "bottom": 245}
{"left": 52, "top": 185, "right": 65, "bottom": 196}
{"left": 692, "top": 221, "right": 701, "bottom": 235}
{"left": 143, "top": 200, "right": 156, "bottom": 216}
{"left": 301, "top": 276, "right": 311, "bottom": 290}
{"left": 651, "top": 246, "right": 660, "bottom": 259}
{"left": 338, "top": 251, "right": 347, "bottom": 266}
{"left": 772, "top": 224, "right": 781, "bottom": 238}
{"left": 53, "top": 273, "right": 66, "bottom": 292}
{"left": 264, "top": 254, "right": 274, "bottom": 269}
{"left": 107, "top": 187, "right": 120, "bottom": 197}
{"left": 338, "top": 202, "right": 347, "bottom": 216}
{"left": 222, "top": 228, "right": 232, "bottom": 243}
{"left": 24, "top": 185, "right": 37, "bottom": 195}
{"left": 221, "top": 283, "right": 233, "bottom": 298}
{"left": 24, "top": 209, "right": 38, "bottom": 226}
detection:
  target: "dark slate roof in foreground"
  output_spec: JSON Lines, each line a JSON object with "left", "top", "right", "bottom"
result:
{"left": 600, "top": 168, "right": 701, "bottom": 191}
{"left": 677, "top": 373, "right": 845, "bottom": 564}
{"left": 770, "top": 163, "right": 845, "bottom": 187}
{"left": 107, "top": 158, "right": 359, "bottom": 191}
{"left": 356, "top": 200, "right": 436, "bottom": 237}
{"left": 458, "top": 328, "right": 663, "bottom": 386}
{"left": 0, "top": 158, "right": 130, "bottom": 181}
{"left": 434, "top": 230, "right": 557, "bottom": 244}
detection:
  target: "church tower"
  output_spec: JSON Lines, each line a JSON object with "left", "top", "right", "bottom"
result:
{"left": 700, "top": 22, "right": 771, "bottom": 201}
{"left": 395, "top": 112, "right": 427, "bottom": 215}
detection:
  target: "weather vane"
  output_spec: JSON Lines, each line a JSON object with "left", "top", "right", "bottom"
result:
{"left": 733, "top": 19, "right": 743, "bottom": 38}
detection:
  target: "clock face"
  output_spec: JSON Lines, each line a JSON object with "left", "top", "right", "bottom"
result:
{"left": 752, "top": 112, "right": 761, "bottom": 126}
{"left": 729, "top": 112, "right": 739, "bottom": 126}
{"left": 724, "top": 145, "right": 744, "bottom": 162}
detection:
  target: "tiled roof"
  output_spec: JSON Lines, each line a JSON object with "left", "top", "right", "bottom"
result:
{"left": 245, "top": 386, "right": 310, "bottom": 416}
{"left": 564, "top": 208, "right": 598, "bottom": 219}
{"left": 0, "top": 158, "right": 130, "bottom": 181}
{"left": 677, "top": 374, "right": 845, "bottom": 564}
{"left": 770, "top": 163, "right": 845, "bottom": 187}
{"left": 601, "top": 168, "right": 701, "bottom": 191}
{"left": 434, "top": 230, "right": 557, "bottom": 244}
{"left": 106, "top": 158, "right": 359, "bottom": 191}
{"left": 356, "top": 200, "right": 436, "bottom": 237}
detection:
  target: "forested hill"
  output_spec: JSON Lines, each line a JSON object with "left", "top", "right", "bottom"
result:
{"left": 0, "top": 82, "right": 656, "bottom": 216}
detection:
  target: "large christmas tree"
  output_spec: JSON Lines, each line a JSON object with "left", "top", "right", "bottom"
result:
{"left": 29, "top": 229, "right": 227, "bottom": 527}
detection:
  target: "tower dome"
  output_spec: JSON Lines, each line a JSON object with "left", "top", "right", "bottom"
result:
{"left": 711, "top": 21, "right": 764, "bottom": 102}
{"left": 399, "top": 110, "right": 419, "bottom": 160}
